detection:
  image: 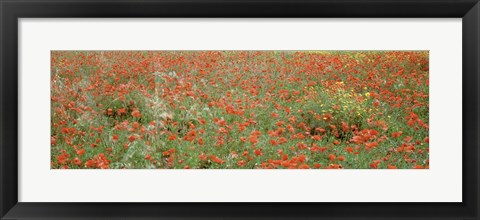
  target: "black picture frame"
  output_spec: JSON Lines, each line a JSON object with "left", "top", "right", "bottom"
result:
{"left": 1, "top": 0, "right": 479, "bottom": 219}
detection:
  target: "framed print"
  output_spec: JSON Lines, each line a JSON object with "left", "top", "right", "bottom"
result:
{"left": 1, "top": 0, "right": 479, "bottom": 219}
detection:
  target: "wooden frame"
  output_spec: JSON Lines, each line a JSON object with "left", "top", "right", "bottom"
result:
{"left": 1, "top": 0, "right": 478, "bottom": 219}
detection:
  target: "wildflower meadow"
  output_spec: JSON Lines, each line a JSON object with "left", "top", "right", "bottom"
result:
{"left": 51, "top": 51, "right": 429, "bottom": 169}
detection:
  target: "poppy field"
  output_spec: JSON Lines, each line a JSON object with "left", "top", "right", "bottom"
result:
{"left": 51, "top": 51, "right": 429, "bottom": 169}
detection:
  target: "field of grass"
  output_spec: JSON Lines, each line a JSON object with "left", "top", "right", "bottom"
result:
{"left": 51, "top": 51, "right": 429, "bottom": 169}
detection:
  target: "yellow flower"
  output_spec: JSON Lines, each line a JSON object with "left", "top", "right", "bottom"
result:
{"left": 365, "top": 92, "right": 370, "bottom": 97}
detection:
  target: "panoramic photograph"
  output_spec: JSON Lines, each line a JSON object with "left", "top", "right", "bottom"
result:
{"left": 51, "top": 51, "right": 429, "bottom": 169}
